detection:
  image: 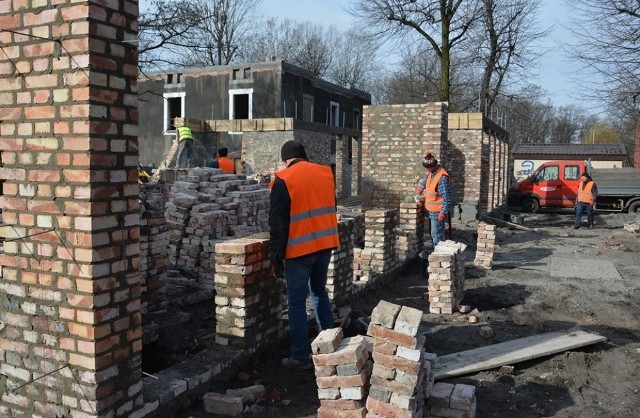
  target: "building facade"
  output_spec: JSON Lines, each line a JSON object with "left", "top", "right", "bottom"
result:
{"left": 138, "top": 60, "right": 371, "bottom": 167}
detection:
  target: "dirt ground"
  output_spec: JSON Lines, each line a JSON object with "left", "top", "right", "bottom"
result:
{"left": 178, "top": 209, "right": 640, "bottom": 418}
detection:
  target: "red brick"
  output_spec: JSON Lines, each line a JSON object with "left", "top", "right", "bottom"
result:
{"left": 317, "top": 406, "right": 366, "bottom": 418}
{"left": 372, "top": 351, "right": 421, "bottom": 375}
{"left": 316, "top": 369, "right": 367, "bottom": 389}
{"left": 367, "top": 323, "right": 419, "bottom": 349}
{"left": 365, "top": 397, "right": 413, "bottom": 418}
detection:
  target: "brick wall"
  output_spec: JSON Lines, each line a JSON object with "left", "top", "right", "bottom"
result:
{"left": 0, "top": 0, "right": 142, "bottom": 416}
{"left": 448, "top": 113, "right": 510, "bottom": 217}
{"left": 361, "top": 103, "right": 448, "bottom": 209}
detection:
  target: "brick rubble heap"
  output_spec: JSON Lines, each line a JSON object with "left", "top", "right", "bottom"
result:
{"left": 426, "top": 382, "right": 476, "bottom": 418}
{"left": 312, "top": 328, "right": 372, "bottom": 418}
{"left": 473, "top": 222, "right": 496, "bottom": 269}
{"left": 366, "top": 301, "right": 426, "bottom": 417}
{"left": 139, "top": 183, "right": 169, "bottom": 314}
{"left": 165, "top": 168, "right": 269, "bottom": 285}
{"left": 427, "top": 241, "right": 468, "bottom": 314}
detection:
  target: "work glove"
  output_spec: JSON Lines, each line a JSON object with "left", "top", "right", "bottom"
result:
{"left": 437, "top": 212, "right": 446, "bottom": 222}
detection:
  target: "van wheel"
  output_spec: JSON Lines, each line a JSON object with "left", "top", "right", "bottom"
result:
{"left": 628, "top": 201, "right": 640, "bottom": 213}
{"left": 522, "top": 198, "right": 540, "bottom": 213}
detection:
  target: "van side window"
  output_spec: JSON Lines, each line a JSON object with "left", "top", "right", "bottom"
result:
{"left": 535, "top": 166, "right": 559, "bottom": 182}
{"left": 565, "top": 165, "right": 580, "bottom": 180}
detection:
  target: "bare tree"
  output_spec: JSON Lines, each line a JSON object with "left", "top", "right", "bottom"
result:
{"left": 349, "top": 0, "right": 481, "bottom": 103}
{"left": 495, "top": 85, "right": 554, "bottom": 144}
{"left": 240, "top": 18, "right": 300, "bottom": 63}
{"left": 566, "top": 0, "right": 640, "bottom": 108}
{"left": 549, "top": 105, "right": 586, "bottom": 144}
{"left": 179, "top": 0, "right": 262, "bottom": 66}
{"left": 474, "top": 0, "right": 546, "bottom": 113}
{"left": 138, "top": 0, "right": 199, "bottom": 72}
{"left": 328, "top": 30, "right": 382, "bottom": 90}
{"left": 289, "top": 24, "right": 336, "bottom": 78}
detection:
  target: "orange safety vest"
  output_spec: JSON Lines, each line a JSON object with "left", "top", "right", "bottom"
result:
{"left": 424, "top": 167, "right": 449, "bottom": 213}
{"left": 217, "top": 156, "right": 235, "bottom": 174}
{"left": 577, "top": 181, "right": 595, "bottom": 204}
{"left": 273, "top": 161, "right": 340, "bottom": 259}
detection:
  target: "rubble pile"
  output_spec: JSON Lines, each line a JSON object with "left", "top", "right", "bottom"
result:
{"left": 164, "top": 168, "right": 269, "bottom": 285}
{"left": 427, "top": 241, "right": 467, "bottom": 314}
{"left": 425, "top": 382, "right": 477, "bottom": 418}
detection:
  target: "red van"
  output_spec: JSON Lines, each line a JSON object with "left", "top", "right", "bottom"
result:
{"left": 508, "top": 160, "right": 640, "bottom": 213}
{"left": 507, "top": 160, "right": 585, "bottom": 212}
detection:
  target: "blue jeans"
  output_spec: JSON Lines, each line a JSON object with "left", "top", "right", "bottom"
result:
{"left": 575, "top": 203, "right": 594, "bottom": 227}
{"left": 427, "top": 213, "right": 445, "bottom": 246}
{"left": 284, "top": 249, "right": 334, "bottom": 360}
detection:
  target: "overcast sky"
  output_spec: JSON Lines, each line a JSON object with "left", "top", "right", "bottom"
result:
{"left": 260, "top": 0, "right": 597, "bottom": 112}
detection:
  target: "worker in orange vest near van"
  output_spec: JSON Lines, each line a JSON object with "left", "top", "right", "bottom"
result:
{"left": 574, "top": 171, "right": 598, "bottom": 229}
{"left": 208, "top": 147, "right": 236, "bottom": 174}
{"left": 269, "top": 140, "right": 339, "bottom": 370}
{"left": 416, "top": 152, "right": 452, "bottom": 246}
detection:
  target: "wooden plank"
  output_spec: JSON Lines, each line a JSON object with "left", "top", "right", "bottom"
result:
{"left": 433, "top": 330, "right": 606, "bottom": 380}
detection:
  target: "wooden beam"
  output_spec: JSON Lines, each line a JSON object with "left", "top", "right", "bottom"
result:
{"left": 433, "top": 330, "right": 606, "bottom": 380}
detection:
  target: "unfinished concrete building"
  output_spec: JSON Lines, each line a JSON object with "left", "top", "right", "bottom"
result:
{"left": 137, "top": 60, "right": 371, "bottom": 172}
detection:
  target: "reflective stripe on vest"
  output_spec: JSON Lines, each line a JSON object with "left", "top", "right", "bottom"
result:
{"left": 217, "top": 157, "right": 235, "bottom": 174}
{"left": 424, "top": 167, "right": 449, "bottom": 213}
{"left": 274, "top": 161, "right": 340, "bottom": 259}
{"left": 177, "top": 126, "right": 193, "bottom": 141}
{"left": 578, "top": 181, "right": 594, "bottom": 204}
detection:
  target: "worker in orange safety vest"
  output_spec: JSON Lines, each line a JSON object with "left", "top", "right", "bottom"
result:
{"left": 573, "top": 171, "right": 598, "bottom": 229}
{"left": 416, "top": 152, "right": 452, "bottom": 246}
{"left": 269, "top": 140, "right": 339, "bottom": 371}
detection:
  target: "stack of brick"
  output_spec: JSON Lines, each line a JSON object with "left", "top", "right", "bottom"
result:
{"left": 312, "top": 328, "right": 372, "bottom": 418}
{"left": 213, "top": 238, "right": 285, "bottom": 350}
{"left": 473, "top": 222, "right": 496, "bottom": 269}
{"left": 426, "top": 382, "right": 476, "bottom": 418}
{"left": 139, "top": 183, "right": 169, "bottom": 314}
{"left": 165, "top": 168, "right": 269, "bottom": 284}
{"left": 396, "top": 202, "right": 423, "bottom": 262}
{"left": 354, "top": 209, "right": 398, "bottom": 284}
{"left": 427, "top": 241, "right": 467, "bottom": 314}
{"left": 366, "top": 300, "right": 426, "bottom": 418}
{"left": 327, "top": 218, "right": 355, "bottom": 307}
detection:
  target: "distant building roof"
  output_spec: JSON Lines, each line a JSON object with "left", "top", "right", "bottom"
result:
{"left": 512, "top": 143, "right": 627, "bottom": 159}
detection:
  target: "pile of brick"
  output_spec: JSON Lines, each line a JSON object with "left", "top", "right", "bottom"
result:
{"left": 139, "top": 183, "right": 169, "bottom": 314}
{"left": 367, "top": 300, "right": 427, "bottom": 417}
{"left": 426, "top": 382, "right": 477, "bottom": 418}
{"left": 396, "top": 202, "right": 423, "bottom": 262}
{"left": 213, "top": 238, "right": 285, "bottom": 351}
{"left": 473, "top": 222, "right": 496, "bottom": 269}
{"left": 354, "top": 209, "right": 399, "bottom": 284}
{"left": 312, "top": 328, "right": 372, "bottom": 418}
{"left": 427, "top": 241, "right": 467, "bottom": 314}
{"left": 164, "top": 168, "right": 269, "bottom": 285}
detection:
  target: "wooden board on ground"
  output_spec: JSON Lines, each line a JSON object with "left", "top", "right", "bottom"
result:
{"left": 433, "top": 330, "right": 606, "bottom": 380}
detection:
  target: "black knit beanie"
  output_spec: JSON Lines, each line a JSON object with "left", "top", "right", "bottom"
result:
{"left": 281, "top": 141, "right": 307, "bottom": 161}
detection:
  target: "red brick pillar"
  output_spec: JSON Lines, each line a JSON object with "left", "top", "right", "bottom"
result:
{"left": 0, "top": 1, "right": 141, "bottom": 417}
